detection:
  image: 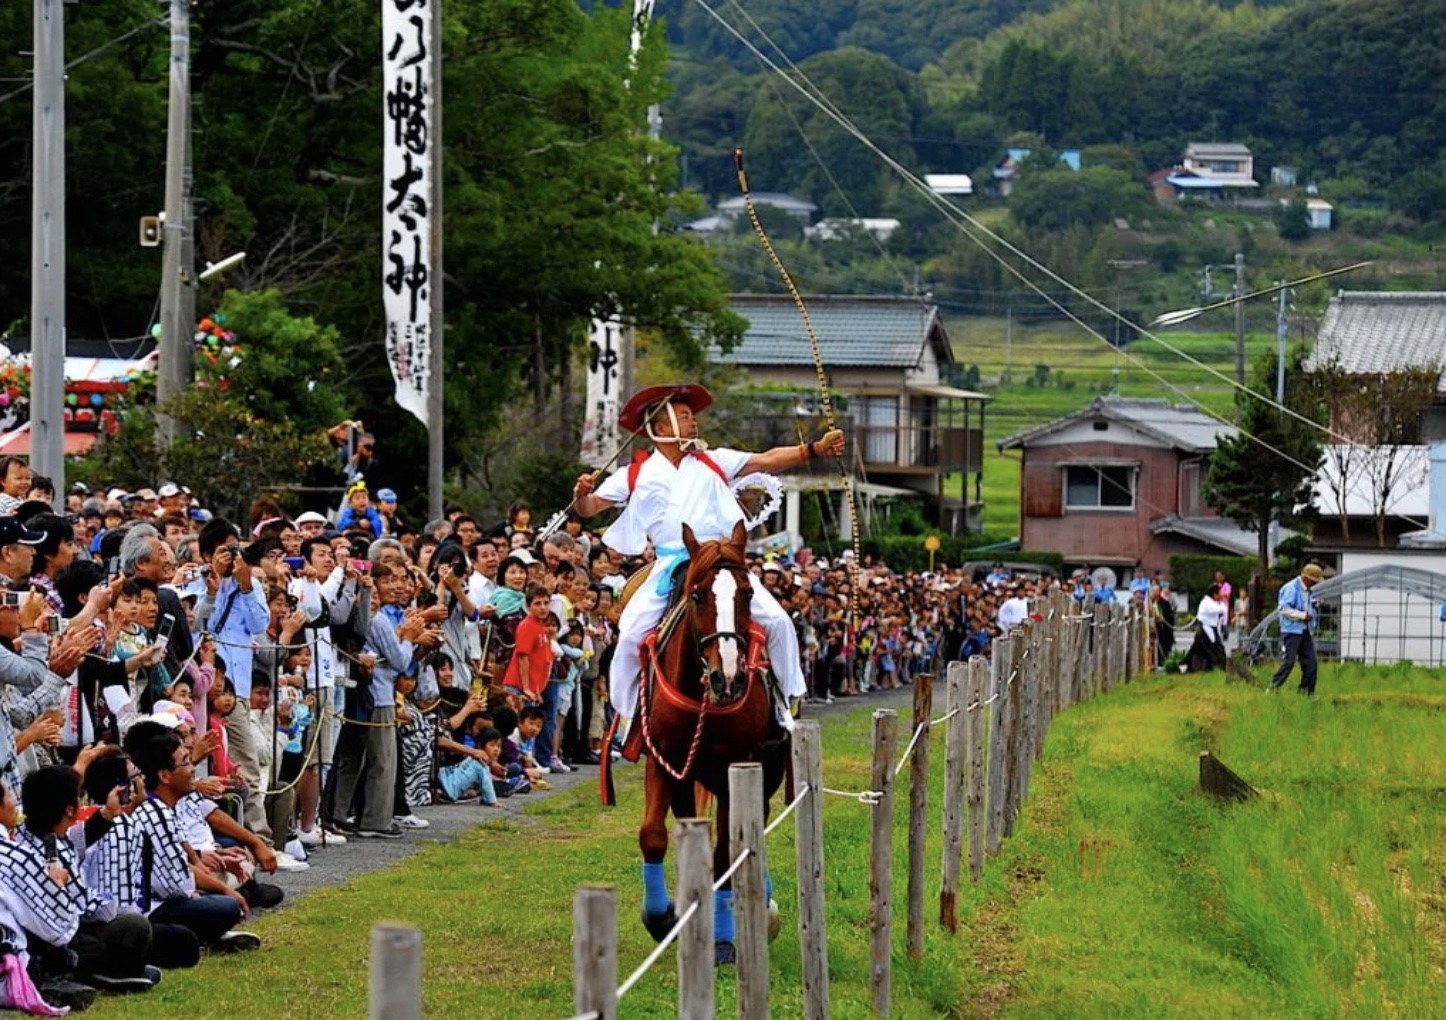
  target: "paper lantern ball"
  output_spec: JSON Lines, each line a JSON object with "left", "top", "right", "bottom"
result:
{"left": 150, "top": 323, "right": 162, "bottom": 339}
{"left": 90, "top": 393, "right": 104, "bottom": 407}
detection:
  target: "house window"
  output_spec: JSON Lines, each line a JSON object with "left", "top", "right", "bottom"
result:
{"left": 1064, "top": 465, "right": 1135, "bottom": 510}
{"left": 861, "top": 395, "right": 898, "bottom": 465}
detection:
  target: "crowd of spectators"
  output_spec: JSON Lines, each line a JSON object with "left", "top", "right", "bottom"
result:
{"left": 0, "top": 438, "right": 1218, "bottom": 1013}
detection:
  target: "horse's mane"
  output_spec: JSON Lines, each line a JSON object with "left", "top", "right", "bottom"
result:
{"left": 682, "top": 535, "right": 745, "bottom": 590}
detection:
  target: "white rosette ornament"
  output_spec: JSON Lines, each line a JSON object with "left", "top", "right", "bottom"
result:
{"left": 731, "top": 472, "right": 783, "bottom": 531}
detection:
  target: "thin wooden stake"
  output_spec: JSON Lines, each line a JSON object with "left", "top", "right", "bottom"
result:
{"left": 906, "top": 672, "right": 932, "bottom": 959}
{"left": 939, "top": 662, "right": 968, "bottom": 930}
{"left": 370, "top": 923, "right": 422, "bottom": 1020}
{"left": 792, "top": 721, "right": 830, "bottom": 1020}
{"left": 869, "top": 709, "right": 898, "bottom": 1018}
{"left": 966, "top": 656, "right": 987, "bottom": 884}
{"left": 676, "top": 819, "right": 715, "bottom": 1020}
{"left": 985, "top": 637, "right": 1010, "bottom": 856}
{"left": 729, "top": 764, "right": 770, "bottom": 1020}
{"left": 573, "top": 887, "right": 617, "bottom": 1020}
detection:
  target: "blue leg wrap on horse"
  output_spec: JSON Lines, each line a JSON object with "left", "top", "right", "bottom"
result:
{"left": 642, "top": 863, "right": 670, "bottom": 916}
{"left": 766, "top": 870, "right": 774, "bottom": 902}
{"left": 714, "top": 890, "right": 735, "bottom": 943}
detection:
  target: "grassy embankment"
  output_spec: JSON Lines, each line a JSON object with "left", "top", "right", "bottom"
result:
{"left": 92, "top": 662, "right": 1444, "bottom": 1019}
{"left": 944, "top": 318, "right": 1279, "bottom": 535}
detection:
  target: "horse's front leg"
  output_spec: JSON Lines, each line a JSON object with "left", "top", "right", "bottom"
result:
{"left": 639, "top": 755, "right": 677, "bottom": 942}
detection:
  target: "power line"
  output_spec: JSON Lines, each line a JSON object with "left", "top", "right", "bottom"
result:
{"left": 688, "top": 0, "right": 1349, "bottom": 466}
{"left": 0, "top": 15, "right": 166, "bottom": 105}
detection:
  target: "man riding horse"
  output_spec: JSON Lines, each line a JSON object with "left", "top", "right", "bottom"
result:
{"left": 571, "top": 383, "right": 845, "bottom": 738}
{"left": 573, "top": 384, "right": 844, "bottom": 961}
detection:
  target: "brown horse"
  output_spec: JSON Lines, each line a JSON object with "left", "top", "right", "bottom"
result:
{"left": 635, "top": 521, "right": 790, "bottom": 966}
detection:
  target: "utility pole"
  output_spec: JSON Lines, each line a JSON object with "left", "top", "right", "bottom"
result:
{"left": 1275, "top": 282, "right": 1289, "bottom": 404}
{"left": 1233, "top": 251, "right": 1246, "bottom": 393}
{"left": 426, "top": 0, "right": 444, "bottom": 521}
{"left": 30, "top": 0, "right": 66, "bottom": 499}
{"left": 157, "top": 0, "right": 194, "bottom": 449}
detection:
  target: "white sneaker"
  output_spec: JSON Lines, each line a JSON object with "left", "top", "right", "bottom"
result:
{"left": 321, "top": 827, "right": 349, "bottom": 845}
{"left": 393, "top": 814, "right": 430, "bottom": 829}
{"left": 283, "top": 838, "right": 309, "bottom": 862}
{"left": 274, "top": 851, "right": 310, "bottom": 872}
{"left": 296, "top": 827, "right": 324, "bottom": 848}
{"left": 547, "top": 760, "right": 572, "bottom": 773}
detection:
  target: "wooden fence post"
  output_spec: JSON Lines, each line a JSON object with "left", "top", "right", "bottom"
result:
{"left": 573, "top": 887, "right": 617, "bottom": 1020}
{"left": 1002, "top": 632, "right": 1025, "bottom": 839}
{"left": 907, "top": 672, "right": 932, "bottom": 959}
{"left": 985, "top": 637, "right": 1011, "bottom": 856}
{"left": 1018, "top": 626, "right": 1038, "bottom": 807}
{"left": 869, "top": 709, "right": 898, "bottom": 1018}
{"left": 939, "top": 662, "right": 967, "bottom": 930}
{"left": 676, "top": 819, "right": 715, "bottom": 1020}
{"left": 370, "top": 923, "right": 422, "bottom": 1020}
{"left": 1093, "top": 603, "right": 1109, "bottom": 696}
{"left": 966, "top": 656, "right": 987, "bottom": 883}
{"left": 792, "top": 721, "right": 830, "bottom": 1020}
{"left": 729, "top": 763, "right": 770, "bottom": 1020}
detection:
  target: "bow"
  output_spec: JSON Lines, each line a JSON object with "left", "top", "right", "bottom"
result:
{"left": 733, "top": 148, "right": 863, "bottom": 632}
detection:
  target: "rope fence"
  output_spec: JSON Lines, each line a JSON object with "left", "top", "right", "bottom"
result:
{"left": 363, "top": 594, "right": 1153, "bottom": 1019}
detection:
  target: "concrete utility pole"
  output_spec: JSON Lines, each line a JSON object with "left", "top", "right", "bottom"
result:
{"left": 426, "top": 0, "right": 444, "bottom": 521}
{"left": 157, "top": 0, "right": 194, "bottom": 449}
{"left": 30, "top": 0, "right": 66, "bottom": 498}
{"left": 1233, "top": 252, "right": 1246, "bottom": 390}
{"left": 1275, "top": 282, "right": 1289, "bottom": 404}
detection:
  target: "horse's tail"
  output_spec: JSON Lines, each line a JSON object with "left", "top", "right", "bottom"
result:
{"left": 599, "top": 714, "right": 622, "bottom": 807}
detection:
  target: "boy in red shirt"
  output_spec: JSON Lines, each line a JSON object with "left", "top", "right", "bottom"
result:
{"left": 503, "top": 586, "right": 554, "bottom": 703}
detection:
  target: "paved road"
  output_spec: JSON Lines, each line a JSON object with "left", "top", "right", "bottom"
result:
{"left": 262, "top": 685, "right": 916, "bottom": 904}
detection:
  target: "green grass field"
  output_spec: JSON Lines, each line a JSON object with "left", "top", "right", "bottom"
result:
{"left": 92, "top": 663, "right": 1444, "bottom": 1019}
{"left": 945, "top": 318, "right": 1281, "bottom": 535}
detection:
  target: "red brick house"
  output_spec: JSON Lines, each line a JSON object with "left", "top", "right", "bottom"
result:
{"left": 998, "top": 397, "right": 1255, "bottom": 577}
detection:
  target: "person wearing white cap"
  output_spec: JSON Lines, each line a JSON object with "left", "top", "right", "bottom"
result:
{"left": 157, "top": 483, "right": 186, "bottom": 516}
{"left": 294, "top": 511, "right": 329, "bottom": 541}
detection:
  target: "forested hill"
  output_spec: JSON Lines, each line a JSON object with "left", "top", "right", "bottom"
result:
{"left": 658, "top": 0, "right": 1446, "bottom": 212}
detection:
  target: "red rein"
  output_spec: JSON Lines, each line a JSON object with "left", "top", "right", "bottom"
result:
{"left": 639, "top": 623, "right": 768, "bottom": 782}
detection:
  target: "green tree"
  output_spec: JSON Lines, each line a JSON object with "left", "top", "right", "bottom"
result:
{"left": 1010, "top": 166, "right": 1144, "bottom": 233}
{"left": 1274, "top": 198, "right": 1311, "bottom": 241}
{"left": 1203, "top": 349, "right": 1325, "bottom": 616}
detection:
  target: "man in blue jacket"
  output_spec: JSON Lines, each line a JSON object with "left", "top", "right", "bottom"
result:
{"left": 1270, "top": 563, "right": 1323, "bottom": 694}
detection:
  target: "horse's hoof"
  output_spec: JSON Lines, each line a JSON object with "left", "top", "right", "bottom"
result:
{"left": 766, "top": 898, "right": 781, "bottom": 942}
{"left": 641, "top": 903, "right": 678, "bottom": 943}
{"left": 714, "top": 940, "right": 737, "bottom": 967}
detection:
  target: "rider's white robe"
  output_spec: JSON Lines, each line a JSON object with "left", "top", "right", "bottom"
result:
{"left": 597, "top": 448, "right": 805, "bottom": 724}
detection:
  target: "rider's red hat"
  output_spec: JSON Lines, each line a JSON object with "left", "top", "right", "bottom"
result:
{"left": 619, "top": 384, "right": 713, "bottom": 432}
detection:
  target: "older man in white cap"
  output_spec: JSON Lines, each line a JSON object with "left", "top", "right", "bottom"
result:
{"left": 572, "top": 383, "right": 844, "bottom": 732}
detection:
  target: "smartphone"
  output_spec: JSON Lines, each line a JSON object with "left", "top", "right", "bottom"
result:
{"left": 46, "top": 615, "right": 66, "bottom": 636}
{"left": 284, "top": 556, "right": 305, "bottom": 571}
{"left": 155, "top": 613, "right": 176, "bottom": 651}
{"left": 106, "top": 557, "right": 120, "bottom": 577}
{"left": 351, "top": 558, "right": 372, "bottom": 573}
{"left": 115, "top": 782, "right": 131, "bottom": 806}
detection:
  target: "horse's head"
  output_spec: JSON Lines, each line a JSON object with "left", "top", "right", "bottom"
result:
{"left": 681, "top": 520, "right": 754, "bottom": 706}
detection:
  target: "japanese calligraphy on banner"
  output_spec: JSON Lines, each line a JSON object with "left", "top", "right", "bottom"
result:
{"left": 580, "top": 317, "right": 628, "bottom": 467}
{"left": 382, "top": 0, "right": 433, "bottom": 428}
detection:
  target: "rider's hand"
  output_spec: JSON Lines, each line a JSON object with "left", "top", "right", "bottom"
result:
{"left": 573, "top": 472, "right": 596, "bottom": 500}
{"left": 816, "top": 429, "right": 845, "bottom": 458}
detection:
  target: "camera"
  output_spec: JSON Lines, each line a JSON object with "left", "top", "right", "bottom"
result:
{"left": 46, "top": 616, "right": 66, "bottom": 636}
{"left": 199, "top": 565, "right": 213, "bottom": 578}
{"left": 0, "top": 591, "right": 22, "bottom": 608}
{"left": 224, "top": 544, "right": 240, "bottom": 557}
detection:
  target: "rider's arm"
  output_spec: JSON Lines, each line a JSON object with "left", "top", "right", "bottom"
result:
{"left": 740, "top": 430, "right": 845, "bottom": 476}
{"left": 573, "top": 464, "right": 630, "bottom": 519}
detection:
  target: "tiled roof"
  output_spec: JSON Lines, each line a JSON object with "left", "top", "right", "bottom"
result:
{"left": 1186, "top": 142, "right": 1252, "bottom": 157}
{"left": 1305, "top": 292, "right": 1446, "bottom": 389}
{"left": 713, "top": 295, "right": 946, "bottom": 368}
{"left": 998, "top": 396, "right": 1235, "bottom": 453}
{"left": 1150, "top": 515, "right": 1286, "bottom": 557}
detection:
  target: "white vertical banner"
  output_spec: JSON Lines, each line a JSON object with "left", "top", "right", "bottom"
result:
{"left": 382, "top": 0, "right": 434, "bottom": 427}
{"left": 580, "top": 317, "right": 628, "bottom": 467}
